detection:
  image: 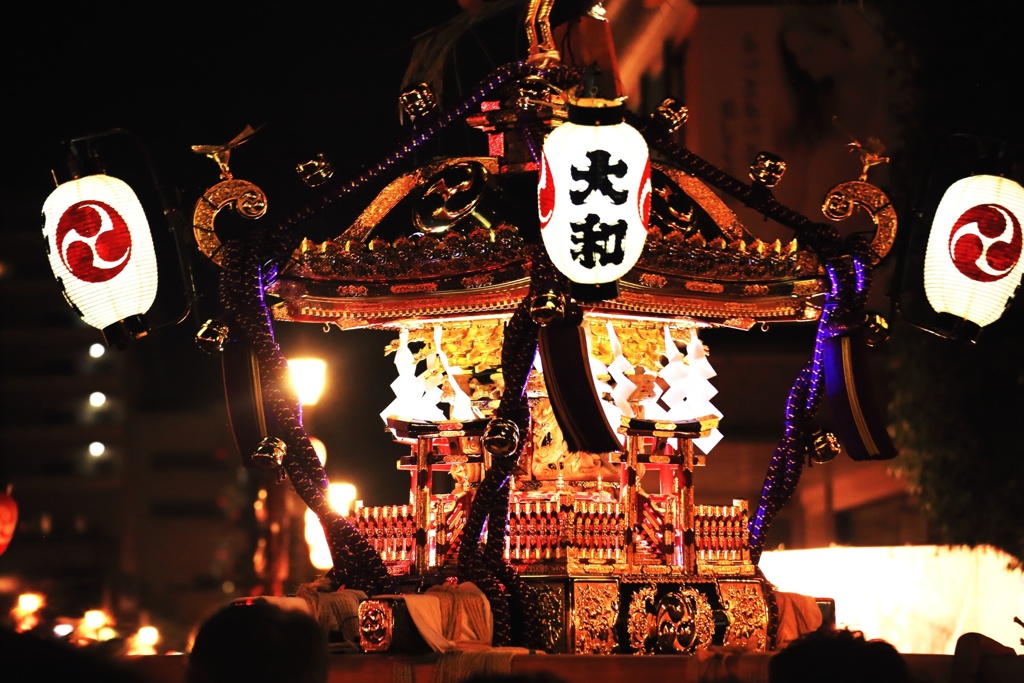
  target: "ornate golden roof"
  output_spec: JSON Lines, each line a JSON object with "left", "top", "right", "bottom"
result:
{"left": 264, "top": 152, "right": 855, "bottom": 331}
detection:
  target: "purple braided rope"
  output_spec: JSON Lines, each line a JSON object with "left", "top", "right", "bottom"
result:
{"left": 748, "top": 359, "right": 816, "bottom": 564}
{"left": 748, "top": 252, "right": 871, "bottom": 562}
{"left": 219, "top": 237, "right": 396, "bottom": 594}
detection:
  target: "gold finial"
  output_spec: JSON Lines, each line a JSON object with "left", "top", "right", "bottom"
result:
{"left": 525, "top": 0, "right": 559, "bottom": 65}
{"left": 191, "top": 125, "right": 261, "bottom": 180}
{"left": 834, "top": 117, "right": 889, "bottom": 181}
{"left": 848, "top": 136, "right": 890, "bottom": 182}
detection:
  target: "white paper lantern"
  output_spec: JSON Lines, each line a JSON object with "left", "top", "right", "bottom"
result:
{"left": 42, "top": 174, "right": 159, "bottom": 343}
{"left": 923, "top": 174, "right": 1024, "bottom": 329}
{"left": 538, "top": 99, "right": 650, "bottom": 300}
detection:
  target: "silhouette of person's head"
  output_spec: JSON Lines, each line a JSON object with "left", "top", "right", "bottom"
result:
{"left": 769, "top": 628, "right": 911, "bottom": 683}
{"left": 1, "top": 625, "right": 146, "bottom": 683}
{"left": 186, "top": 600, "right": 329, "bottom": 683}
{"left": 459, "top": 674, "right": 568, "bottom": 683}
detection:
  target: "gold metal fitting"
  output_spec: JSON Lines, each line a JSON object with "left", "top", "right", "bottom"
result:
{"left": 399, "top": 82, "right": 438, "bottom": 122}
{"left": 358, "top": 600, "right": 394, "bottom": 652}
{"left": 296, "top": 153, "right": 334, "bottom": 188}
{"left": 862, "top": 311, "right": 890, "bottom": 348}
{"left": 654, "top": 591, "right": 699, "bottom": 654}
{"left": 191, "top": 125, "right": 261, "bottom": 181}
{"left": 516, "top": 76, "right": 562, "bottom": 113}
{"left": 822, "top": 190, "right": 854, "bottom": 221}
{"left": 651, "top": 97, "right": 689, "bottom": 135}
{"left": 252, "top": 437, "right": 286, "bottom": 470}
{"left": 482, "top": 418, "right": 520, "bottom": 458}
{"left": 749, "top": 151, "right": 786, "bottom": 188}
{"left": 810, "top": 430, "right": 841, "bottom": 464}
{"left": 529, "top": 290, "right": 565, "bottom": 326}
{"left": 195, "top": 318, "right": 230, "bottom": 354}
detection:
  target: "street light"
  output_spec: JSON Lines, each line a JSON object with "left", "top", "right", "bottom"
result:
{"left": 305, "top": 482, "right": 358, "bottom": 571}
{"left": 266, "top": 356, "right": 330, "bottom": 586}
{"left": 287, "top": 358, "right": 327, "bottom": 406}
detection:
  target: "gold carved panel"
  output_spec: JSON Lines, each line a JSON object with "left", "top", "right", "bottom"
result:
{"left": 718, "top": 580, "right": 769, "bottom": 651}
{"left": 572, "top": 581, "right": 619, "bottom": 654}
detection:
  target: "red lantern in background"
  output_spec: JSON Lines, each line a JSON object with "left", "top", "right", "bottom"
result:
{"left": 538, "top": 98, "right": 650, "bottom": 301}
{"left": 42, "top": 174, "right": 159, "bottom": 347}
{"left": 923, "top": 174, "right": 1024, "bottom": 332}
{"left": 0, "top": 486, "right": 17, "bottom": 556}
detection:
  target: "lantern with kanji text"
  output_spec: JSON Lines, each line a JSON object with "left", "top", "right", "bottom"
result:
{"left": 538, "top": 98, "right": 651, "bottom": 301}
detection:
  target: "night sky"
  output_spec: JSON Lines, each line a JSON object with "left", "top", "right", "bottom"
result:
{"left": 4, "top": 4, "right": 485, "bottom": 504}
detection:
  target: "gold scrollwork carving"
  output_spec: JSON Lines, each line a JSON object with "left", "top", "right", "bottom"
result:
{"left": 743, "top": 284, "right": 770, "bottom": 296}
{"left": 627, "top": 584, "right": 657, "bottom": 654}
{"left": 638, "top": 273, "right": 668, "bottom": 288}
{"left": 390, "top": 282, "right": 438, "bottom": 294}
{"left": 535, "top": 583, "right": 566, "bottom": 653}
{"left": 573, "top": 582, "right": 619, "bottom": 654}
{"left": 691, "top": 590, "right": 715, "bottom": 651}
{"left": 685, "top": 280, "right": 725, "bottom": 294}
{"left": 336, "top": 285, "right": 369, "bottom": 297}
{"left": 413, "top": 161, "right": 489, "bottom": 233}
{"left": 192, "top": 179, "right": 268, "bottom": 266}
{"left": 821, "top": 180, "right": 897, "bottom": 266}
{"left": 718, "top": 581, "right": 768, "bottom": 651}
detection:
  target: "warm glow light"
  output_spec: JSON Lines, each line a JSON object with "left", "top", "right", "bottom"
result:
{"left": 924, "top": 174, "right": 1024, "bottom": 329}
{"left": 328, "top": 482, "right": 357, "bottom": 516}
{"left": 310, "top": 436, "right": 327, "bottom": 466}
{"left": 17, "top": 593, "right": 43, "bottom": 613}
{"left": 288, "top": 358, "right": 327, "bottom": 406}
{"left": 82, "top": 609, "right": 108, "bottom": 630}
{"left": 89, "top": 343, "right": 106, "bottom": 358}
{"left": 88, "top": 391, "right": 107, "bottom": 407}
{"left": 88, "top": 441, "right": 105, "bottom": 457}
{"left": 41, "top": 174, "right": 159, "bottom": 342}
{"left": 306, "top": 482, "right": 357, "bottom": 570}
{"left": 13, "top": 592, "right": 45, "bottom": 632}
{"left": 760, "top": 545, "right": 1024, "bottom": 655}
{"left": 136, "top": 625, "right": 159, "bottom": 647}
{"left": 127, "top": 625, "right": 160, "bottom": 656}
{"left": 53, "top": 623, "right": 74, "bottom": 637}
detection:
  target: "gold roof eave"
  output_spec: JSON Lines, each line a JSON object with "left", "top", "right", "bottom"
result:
{"left": 268, "top": 274, "right": 824, "bottom": 330}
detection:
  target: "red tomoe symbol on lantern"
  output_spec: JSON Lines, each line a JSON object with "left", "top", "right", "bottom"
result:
{"left": 538, "top": 152, "right": 555, "bottom": 229}
{"left": 56, "top": 200, "right": 133, "bottom": 283}
{"left": 638, "top": 159, "right": 651, "bottom": 230}
{"left": 947, "top": 203, "right": 1022, "bottom": 282}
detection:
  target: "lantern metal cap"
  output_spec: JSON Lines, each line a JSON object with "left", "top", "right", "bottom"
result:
{"left": 101, "top": 314, "right": 150, "bottom": 349}
{"left": 932, "top": 313, "right": 983, "bottom": 344}
{"left": 571, "top": 281, "right": 619, "bottom": 303}
{"left": 567, "top": 97, "right": 626, "bottom": 126}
